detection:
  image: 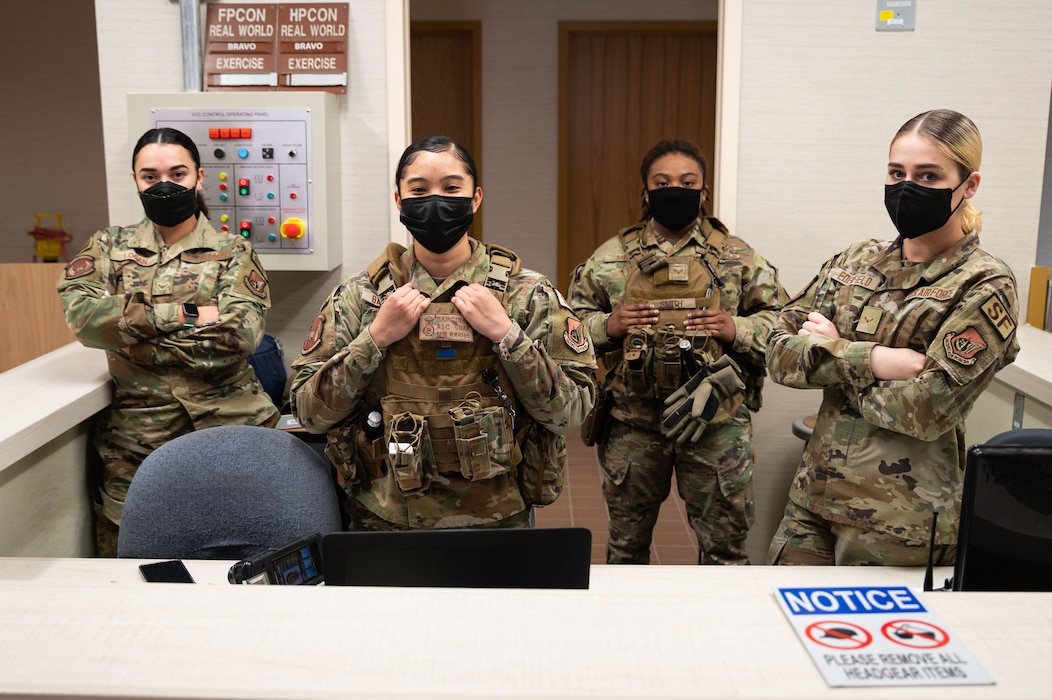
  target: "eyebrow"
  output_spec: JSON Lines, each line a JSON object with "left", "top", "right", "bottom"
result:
{"left": 404, "top": 173, "right": 467, "bottom": 185}
{"left": 137, "top": 165, "right": 190, "bottom": 174}
{"left": 887, "top": 161, "right": 945, "bottom": 171}
{"left": 650, "top": 170, "right": 701, "bottom": 179}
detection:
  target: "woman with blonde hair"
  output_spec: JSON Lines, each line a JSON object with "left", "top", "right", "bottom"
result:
{"left": 766, "top": 109, "right": 1020, "bottom": 566}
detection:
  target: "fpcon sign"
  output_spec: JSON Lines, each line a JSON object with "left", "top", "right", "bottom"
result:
{"left": 205, "top": 3, "right": 349, "bottom": 94}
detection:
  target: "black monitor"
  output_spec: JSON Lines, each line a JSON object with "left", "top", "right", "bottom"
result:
{"left": 322, "top": 527, "right": 592, "bottom": 589}
{"left": 952, "top": 443, "right": 1052, "bottom": 591}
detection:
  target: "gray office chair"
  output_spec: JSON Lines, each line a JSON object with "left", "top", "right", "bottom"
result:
{"left": 117, "top": 425, "right": 343, "bottom": 559}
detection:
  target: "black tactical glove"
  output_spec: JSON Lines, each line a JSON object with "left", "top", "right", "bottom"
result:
{"left": 661, "top": 356, "right": 745, "bottom": 444}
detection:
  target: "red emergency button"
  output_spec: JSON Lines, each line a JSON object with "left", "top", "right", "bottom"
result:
{"left": 280, "top": 217, "right": 306, "bottom": 240}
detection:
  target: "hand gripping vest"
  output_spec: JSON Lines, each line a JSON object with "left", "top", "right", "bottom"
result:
{"left": 347, "top": 242, "right": 563, "bottom": 509}
{"left": 611, "top": 222, "right": 727, "bottom": 400}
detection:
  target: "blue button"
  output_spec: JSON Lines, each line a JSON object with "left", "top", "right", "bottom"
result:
{"left": 237, "top": 148, "right": 249, "bottom": 159}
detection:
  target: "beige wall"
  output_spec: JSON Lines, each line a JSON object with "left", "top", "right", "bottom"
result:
{"left": 0, "top": 1, "right": 108, "bottom": 264}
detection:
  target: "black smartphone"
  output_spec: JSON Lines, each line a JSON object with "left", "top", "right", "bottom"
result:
{"left": 139, "top": 559, "right": 196, "bottom": 583}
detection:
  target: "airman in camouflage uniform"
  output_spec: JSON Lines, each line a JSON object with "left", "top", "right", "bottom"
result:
{"left": 766, "top": 109, "right": 1020, "bottom": 566}
{"left": 58, "top": 215, "right": 279, "bottom": 555}
{"left": 567, "top": 139, "right": 787, "bottom": 565}
{"left": 291, "top": 135, "right": 596, "bottom": 530}
{"left": 766, "top": 233, "right": 1019, "bottom": 565}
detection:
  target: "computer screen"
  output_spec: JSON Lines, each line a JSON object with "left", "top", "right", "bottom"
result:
{"left": 953, "top": 443, "right": 1052, "bottom": 591}
{"left": 322, "top": 527, "right": 591, "bottom": 589}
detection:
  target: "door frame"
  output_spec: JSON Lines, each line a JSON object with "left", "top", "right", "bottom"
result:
{"left": 556, "top": 20, "right": 720, "bottom": 287}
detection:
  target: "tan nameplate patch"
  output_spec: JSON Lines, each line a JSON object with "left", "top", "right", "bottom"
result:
{"left": 905, "top": 287, "right": 955, "bottom": 302}
{"left": 943, "top": 326, "right": 987, "bottom": 365}
{"left": 830, "top": 267, "right": 880, "bottom": 290}
{"left": 361, "top": 289, "right": 380, "bottom": 308}
{"left": 419, "top": 313, "right": 474, "bottom": 342}
{"left": 855, "top": 305, "right": 883, "bottom": 335}
{"left": 980, "top": 294, "right": 1016, "bottom": 340}
{"left": 652, "top": 298, "right": 697, "bottom": 310}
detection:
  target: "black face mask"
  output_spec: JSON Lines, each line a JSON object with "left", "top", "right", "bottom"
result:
{"left": 884, "top": 179, "right": 966, "bottom": 239}
{"left": 647, "top": 187, "right": 702, "bottom": 232}
{"left": 399, "top": 194, "right": 475, "bottom": 254}
{"left": 139, "top": 181, "right": 199, "bottom": 228}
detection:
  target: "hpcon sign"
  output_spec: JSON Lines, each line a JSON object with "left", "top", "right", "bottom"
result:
{"left": 205, "top": 3, "right": 349, "bottom": 93}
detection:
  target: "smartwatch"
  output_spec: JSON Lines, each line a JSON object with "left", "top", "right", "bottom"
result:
{"left": 182, "top": 302, "right": 199, "bottom": 328}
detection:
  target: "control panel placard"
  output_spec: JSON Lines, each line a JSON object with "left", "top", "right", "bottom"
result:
{"left": 152, "top": 107, "right": 314, "bottom": 254}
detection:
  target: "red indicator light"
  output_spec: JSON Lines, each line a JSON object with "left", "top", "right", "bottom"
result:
{"left": 220, "top": 128, "right": 230, "bottom": 139}
{"left": 209, "top": 128, "right": 220, "bottom": 139}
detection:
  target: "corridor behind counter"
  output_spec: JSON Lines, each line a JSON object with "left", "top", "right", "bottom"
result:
{"left": 536, "top": 430, "right": 700, "bottom": 564}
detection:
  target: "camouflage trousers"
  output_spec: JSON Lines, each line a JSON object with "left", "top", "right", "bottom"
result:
{"left": 598, "top": 413, "right": 755, "bottom": 565}
{"left": 766, "top": 501, "right": 956, "bottom": 566}
{"left": 92, "top": 401, "right": 279, "bottom": 557}
{"left": 345, "top": 496, "right": 532, "bottom": 530}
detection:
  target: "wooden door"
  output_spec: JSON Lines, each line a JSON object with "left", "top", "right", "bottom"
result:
{"left": 558, "top": 22, "right": 717, "bottom": 288}
{"left": 409, "top": 21, "right": 483, "bottom": 240}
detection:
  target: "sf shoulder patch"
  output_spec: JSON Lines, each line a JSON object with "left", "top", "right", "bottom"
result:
{"left": 302, "top": 314, "right": 325, "bottom": 354}
{"left": 64, "top": 255, "right": 95, "bottom": 280}
{"left": 943, "top": 326, "right": 987, "bottom": 366}
{"left": 980, "top": 293, "right": 1016, "bottom": 340}
{"left": 563, "top": 316, "right": 589, "bottom": 354}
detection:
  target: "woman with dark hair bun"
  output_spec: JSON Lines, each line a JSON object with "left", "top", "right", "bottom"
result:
{"left": 567, "top": 138, "right": 788, "bottom": 565}
{"left": 291, "top": 135, "right": 596, "bottom": 531}
{"left": 58, "top": 127, "right": 278, "bottom": 556}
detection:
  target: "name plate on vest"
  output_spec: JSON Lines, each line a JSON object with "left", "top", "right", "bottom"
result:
{"left": 419, "top": 313, "right": 475, "bottom": 342}
{"left": 652, "top": 298, "right": 697, "bottom": 310}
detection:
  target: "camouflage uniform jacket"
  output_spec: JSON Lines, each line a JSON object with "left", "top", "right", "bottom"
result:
{"left": 57, "top": 216, "right": 277, "bottom": 426}
{"left": 567, "top": 216, "right": 787, "bottom": 428}
{"left": 290, "top": 239, "right": 597, "bottom": 527}
{"left": 766, "top": 233, "right": 1020, "bottom": 545}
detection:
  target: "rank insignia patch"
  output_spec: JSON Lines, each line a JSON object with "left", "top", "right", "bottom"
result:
{"left": 564, "top": 316, "right": 589, "bottom": 354}
{"left": 943, "top": 326, "right": 987, "bottom": 365}
{"left": 855, "top": 305, "right": 883, "bottom": 335}
{"left": 302, "top": 314, "right": 325, "bottom": 354}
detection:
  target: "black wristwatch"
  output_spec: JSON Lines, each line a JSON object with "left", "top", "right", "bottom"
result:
{"left": 182, "top": 302, "right": 199, "bottom": 328}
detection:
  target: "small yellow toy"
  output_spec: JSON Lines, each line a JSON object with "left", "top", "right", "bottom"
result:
{"left": 28, "top": 213, "right": 74, "bottom": 262}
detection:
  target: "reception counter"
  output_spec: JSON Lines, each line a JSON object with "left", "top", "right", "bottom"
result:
{"left": 1, "top": 559, "right": 1049, "bottom": 699}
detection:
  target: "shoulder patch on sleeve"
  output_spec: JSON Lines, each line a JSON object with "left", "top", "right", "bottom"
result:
{"left": 244, "top": 269, "right": 268, "bottom": 298}
{"left": 563, "top": 316, "right": 589, "bottom": 354}
{"left": 302, "top": 314, "right": 325, "bottom": 354}
{"left": 942, "top": 326, "right": 988, "bottom": 366}
{"left": 64, "top": 255, "right": 95, "bottom": 280}
{"left": 980, "top": 293, "right": 1015, "bottom": 340}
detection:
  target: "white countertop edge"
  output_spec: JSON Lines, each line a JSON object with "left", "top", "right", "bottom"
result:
{"left": 0, "top": 343, "right": 110, "bottom": 470}
{"left": 996, "top": 324, "right": 1052, "bottom": 408}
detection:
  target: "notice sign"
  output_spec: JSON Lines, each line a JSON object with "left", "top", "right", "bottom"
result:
{"left": 775, "top": 587, "right": 993, "bottom": 687}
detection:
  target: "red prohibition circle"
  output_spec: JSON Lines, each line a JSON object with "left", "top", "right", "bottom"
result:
{"left": 805, "top": 620, "right": 873, "bottom": 650}
{"left": 881, "top": 619, "right": 949, "bottom": 649}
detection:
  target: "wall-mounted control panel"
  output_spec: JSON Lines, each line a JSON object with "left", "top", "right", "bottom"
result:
{"left": 128, "top": 92, "right": 341, "bottom": 271}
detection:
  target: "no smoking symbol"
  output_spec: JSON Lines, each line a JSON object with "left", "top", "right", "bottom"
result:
{"left": 882, "top": 619, "right": 949, "bottom": 649}
{"left": 805, "top": 620, "right": 873, "bottom": 650}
